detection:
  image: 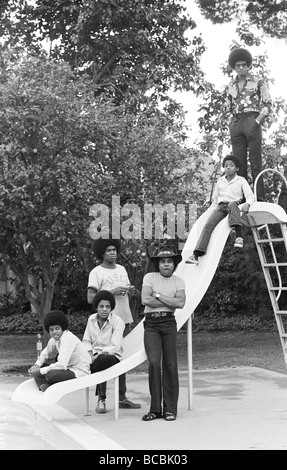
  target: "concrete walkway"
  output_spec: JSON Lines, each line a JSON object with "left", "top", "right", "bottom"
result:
{"left": 2, "top": 367, "right": 287, "bottom": 450}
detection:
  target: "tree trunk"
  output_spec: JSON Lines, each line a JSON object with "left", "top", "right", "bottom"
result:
{"left": 39, "top": 285, "right": 55, "bottom": 346}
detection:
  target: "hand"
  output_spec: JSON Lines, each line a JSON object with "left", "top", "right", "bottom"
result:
{"left": 127, "top": 285, "right": 136, "bottom": 295}
{"left": 111, "top": 286, "right": 129, "bottom": 296}
{"left": 28, "top": 365, "right": 41, "bottom": 378}
{"left": 241, "top": 203, "right": 250, "bottom": 214}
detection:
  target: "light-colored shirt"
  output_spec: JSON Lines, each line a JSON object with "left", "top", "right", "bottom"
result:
{"left": 211, "top": 175, "right": 255, "bottom": 207}
{"left": 82, "top": 312, "right": 125, "bottom": 360}
{"left": 88, "top": 264, "right": 133, "bottom": 324}
{"left": 35, "top": 330, "right": 91, "bottom": 377}
{"left": 142, "top": 272, "right": 186, "bottom": 314}
{"left": 225, "top": 72, "right": 272, "bottom": 121}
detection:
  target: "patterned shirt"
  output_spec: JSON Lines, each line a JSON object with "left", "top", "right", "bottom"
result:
{"left": 225, "top": 72, "right": 272, "bottom": 120}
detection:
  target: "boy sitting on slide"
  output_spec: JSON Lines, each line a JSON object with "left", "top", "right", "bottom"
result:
{"left": 186, "top": 155, "right": 255, "bottom": 265}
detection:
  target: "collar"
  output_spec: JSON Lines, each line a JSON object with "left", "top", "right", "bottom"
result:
{"left": 220, "top": 174, "right": 240, "bottom": 183}
{"left": 233, "top": 72, "right": 253, "bottom": 84}
{"left": 94, "top": 312, "right": 112, "bottom": 325}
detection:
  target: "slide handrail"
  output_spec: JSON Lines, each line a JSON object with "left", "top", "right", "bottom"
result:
{"left": 254, "top": 168, "right": 287, "bottom": 202}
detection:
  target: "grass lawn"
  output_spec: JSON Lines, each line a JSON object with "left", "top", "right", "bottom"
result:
{"left": 0, "top": 330, "right": 286, "bottom": 376}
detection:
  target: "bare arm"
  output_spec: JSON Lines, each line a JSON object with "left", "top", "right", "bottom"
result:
{"left": 87, "top": 287, "right": 97, "bottom": 304}
{"left": 141, "top": 285, "right": 186, "bottom": 310}
{"left": 155, "top": 290, "right": 186, "bottom": 309}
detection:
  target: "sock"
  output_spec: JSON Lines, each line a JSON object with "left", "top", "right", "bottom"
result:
{"left": 232, "top": 226, "right": 242, "bottom": 238}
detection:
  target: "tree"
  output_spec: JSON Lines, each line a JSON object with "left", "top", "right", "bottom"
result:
{"left": 0, "top": 53, "right": 123, "bottom": 330}
{"left": 196, "top": 0, "right": 287, "bottom": 40}
{"left": 0, "top": 0, "right": 205, "bottom": 105}
{"left": 0, "top": 52, "right": 209, "bottom": 331}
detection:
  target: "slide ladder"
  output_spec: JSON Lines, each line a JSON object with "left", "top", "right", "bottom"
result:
{"left": 248, "top": 169, "right": 287, "bottom": 365}
{"left": 251, "top": 222, "right": 287, "bottom": 361}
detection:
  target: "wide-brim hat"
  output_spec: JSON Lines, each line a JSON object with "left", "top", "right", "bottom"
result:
{"left": 150, "top": 248, "right": 182, "bottom": 264}
{"left": 228, "top": 47, "right": 252, "bottom": 70}
{"left": 222, "top": 155, "right": 241, "bottom": 169}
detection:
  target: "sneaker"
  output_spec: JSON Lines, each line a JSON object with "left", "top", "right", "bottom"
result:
{"left": 119, "top": 398, "right": 141, "bottom": 409}
{"left": 185, "top": 255, "right": 199, "bottom": 265}
{"left": 96, "top": 399, "right": 106, "bottom": 414}
{"left": 234, "top": 237, "right": 244, "bottom": 248}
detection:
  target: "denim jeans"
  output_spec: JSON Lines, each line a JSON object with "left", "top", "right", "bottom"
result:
{"left": 34, "top": 367, "right": 76, "bottom": 389}
{"left": 194, "top": 201, "right": 242, "bottom": 256}
{"left": 229, "top": 113, "right": 264, "bottom": 201}
{"left": 144, "top": 317, "right": 179, "bottom": 416}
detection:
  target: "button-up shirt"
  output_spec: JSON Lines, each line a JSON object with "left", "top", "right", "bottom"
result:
{"left": 211, "top": 174, "right": 255, "bottom": 207}
{"left": 82, "top": 312, "right": 125, "bottom": 360}
{"left": 225, "top": 72, "right": 272, "bottom": 121}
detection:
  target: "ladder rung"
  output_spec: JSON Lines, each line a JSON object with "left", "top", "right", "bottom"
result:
{"left": 270, "top": 287, "right": 287, "bottom": 291}
{"left": 276, "top": 311, "right": 287, "bottom": 315}
{"left": 257, "top": 238, "right": 285, "bottom": 243}
{"left": 264, "top": 263, "right": 287, "bottom": 267}
{"left": 281, "top": 334, "right": 287, "bottom": 338}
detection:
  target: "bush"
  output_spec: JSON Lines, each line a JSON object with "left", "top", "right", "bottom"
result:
{"left": 0, "top": 291, "right": 28, "bottom": 318}
{"left": 0, "top": 310, "right": 91, "bottom": 334}
{"left": 0, "top": 308, "right": 277, "bottom": 334}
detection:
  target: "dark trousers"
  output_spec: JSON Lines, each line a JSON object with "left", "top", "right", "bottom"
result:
{"left": 144, "top": 317, "right": 179, "bottom": 416}
{"left": 194, "top": 201, "right": 242, "bottom": 256}
{"left": 90, "top": 323, "right": 131, "bottom": 401}
{"left": 91, "top": 354, "right": 120, "bottom": 400}
{"left": 34, "top": 367, "right": 76, "bottom": 389}
{"left": 229, "top": 113, "right": 264, "bottom": 201}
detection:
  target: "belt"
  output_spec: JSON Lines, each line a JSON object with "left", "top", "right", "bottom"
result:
{"left": 145, "top": 311, "right": 174, "bottom": 319}
{"left": 219, "top": 200, "right": 241, "bottom": 206}
{"left": 233, "top": 111, "right": 259, "bottom": 119}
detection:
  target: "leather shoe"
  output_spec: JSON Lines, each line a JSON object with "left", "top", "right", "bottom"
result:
{"left": 119, "top": 398, "right": 141, "bottom": 409}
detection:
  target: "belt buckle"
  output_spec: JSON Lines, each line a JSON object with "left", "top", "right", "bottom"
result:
{"left": 151, "top": 312, "right": 161, "bottom": 319}
{"left": 151, "top": 312, "right": 167, "bottom": 318}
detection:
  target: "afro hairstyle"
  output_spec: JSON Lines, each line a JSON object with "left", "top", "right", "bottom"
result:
{"left": 44, "top": 310, "right": 69, "bottom": 332}
{"left": 228, "top": 47, "right": 252, "bottom": 70}
{"left": 92, "top": 290, "right": 116, "bottom": 312}
{"left": 92, "top": 238, "right": 121, "bottom": 261}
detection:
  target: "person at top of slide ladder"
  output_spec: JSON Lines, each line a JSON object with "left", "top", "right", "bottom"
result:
{"left": 186, "top": 155, "right": 255, "bottom": 265}
{"left": 225, "top": 43, "right": 272, "bottom": 202}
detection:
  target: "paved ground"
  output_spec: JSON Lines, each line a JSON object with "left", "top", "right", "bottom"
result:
{"left": 0, "top": 375, "right": 54, "bottom": 450}
{"left": 2, "top": 367, "right": 287, "bottom": 451}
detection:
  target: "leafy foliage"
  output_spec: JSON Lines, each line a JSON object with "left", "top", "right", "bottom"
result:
{"left": 196, "top": 0, "right": 287, "bottom": 39}
{"left": 0, "top": 0, "right": 205, "bottom": 104}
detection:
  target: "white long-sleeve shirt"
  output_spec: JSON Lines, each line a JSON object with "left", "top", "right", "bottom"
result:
{"left": 35, "top": 330, "right": 91, "bottom": 377}
{"left": 82, "top": 312, "right": 125, "bottom": 360}
{"left": 211, "top": 175, "right": 255, "bottom": 207}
